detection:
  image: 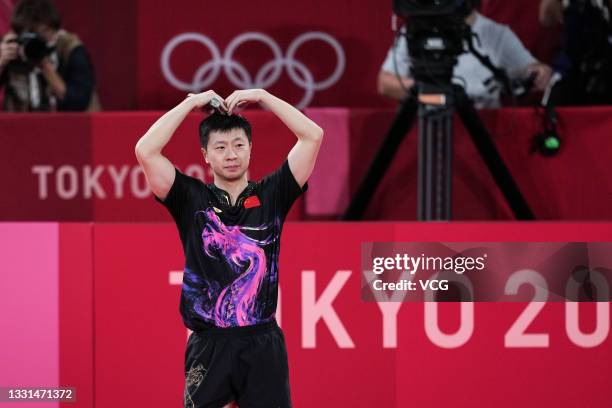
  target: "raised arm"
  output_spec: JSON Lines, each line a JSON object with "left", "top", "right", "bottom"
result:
{"left": 225, "top": 89, "right": 323, "bottom": 188}
{"left": 134, "top": 90, "right": 226, "bottom": 200}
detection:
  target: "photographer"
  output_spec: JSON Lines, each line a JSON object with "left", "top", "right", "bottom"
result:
{"left": 540, "top": 0, "right": 612, "bottom": 105}
{"left": 0, "top": 0, "right": 99, "bottom": 112}
{"left": 378, "top": 6, "right": 553, "bottom": 108}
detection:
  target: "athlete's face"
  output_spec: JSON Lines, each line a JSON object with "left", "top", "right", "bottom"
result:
{"left": 202, "top": 129, "right": 251, "bottom": 181}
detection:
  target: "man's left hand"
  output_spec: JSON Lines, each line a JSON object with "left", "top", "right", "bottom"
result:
{"left": 225, "top": 89, "right": 267, "bottom": 114}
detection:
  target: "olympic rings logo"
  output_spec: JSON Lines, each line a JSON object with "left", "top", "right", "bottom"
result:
{"left": 161, "top": 31, "right": 346, "bottom": 109}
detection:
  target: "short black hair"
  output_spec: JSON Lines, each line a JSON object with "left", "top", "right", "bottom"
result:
{"left": 199, "top": 113, "right": 252, "bottom": 149}
{"left": 11, "top": 0, "right": 62, "bottom": 32}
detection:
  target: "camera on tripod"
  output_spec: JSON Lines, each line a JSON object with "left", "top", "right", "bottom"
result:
{"left": 392, "top": 0, "right": 478, "bottom": 82}
{"left": 343, "top": 0, "right": 534, "bottom": 221}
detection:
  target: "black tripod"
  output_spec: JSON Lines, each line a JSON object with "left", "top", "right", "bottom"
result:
{"left": 342, "top": 80, "right": 535, "bottom": 221}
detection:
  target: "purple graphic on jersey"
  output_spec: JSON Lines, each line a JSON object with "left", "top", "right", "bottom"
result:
{"left": 194, "top": 208, "right": 277, "bottom": 327}
{"left": 182, "top": 269, "right": 219, "bottom": 322}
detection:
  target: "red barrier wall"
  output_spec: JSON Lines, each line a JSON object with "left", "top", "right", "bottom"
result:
{"left": 1, "top": 109, "right": 610, "bottom": 221}
{"left": 0, "top": 111, "right": 304, "bottom": 222}
{"left": 23, "top": 222, "right": 610, "bottom": 407}
{"left": 1, "top": 222, "right": 612, "bottom": 406}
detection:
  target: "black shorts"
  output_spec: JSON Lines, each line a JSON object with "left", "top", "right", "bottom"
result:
{"left": 184, "top": 320, "right": 291, "bottom": 408}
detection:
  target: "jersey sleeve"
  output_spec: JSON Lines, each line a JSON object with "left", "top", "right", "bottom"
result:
{"left": 265, "top": 159, "right": 308, "bottom": 219}
{"left": 154, "top": 167, "right": 198, "bottom": 223}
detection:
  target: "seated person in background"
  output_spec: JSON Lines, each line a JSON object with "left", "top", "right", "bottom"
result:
{"left": 378, "top": 5, "right": 552, "bottom": 109}
{"left": 0, "top": 0, "right": 100, "bottom": 112}
{"left": 540, "top": 0, "right": 612, "bottom": 105}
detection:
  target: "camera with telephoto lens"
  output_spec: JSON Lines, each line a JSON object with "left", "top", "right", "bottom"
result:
{"left": 392, "top": 0, "right": 479, "bottom": 83}
{"left": 13, "top": 31, "right": 55, "bottom": 65}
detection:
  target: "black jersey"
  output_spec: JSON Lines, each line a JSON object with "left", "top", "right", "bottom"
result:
{"left": 155, "top": 160, "right": 306, "bottom": 331}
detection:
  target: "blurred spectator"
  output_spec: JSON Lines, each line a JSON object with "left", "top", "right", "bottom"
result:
{"left": 540, "top": 0, "right": 612, "bottom": 105}
{"left": 0, "top": 0, "right": 100, "bottom": 111}
{"left": 378, "top": 7, "right": 553, "bottom": 109}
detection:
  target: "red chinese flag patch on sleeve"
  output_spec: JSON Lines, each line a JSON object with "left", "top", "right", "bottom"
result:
{"left": 244, "top": 195, "right": 261, "bottom": 209}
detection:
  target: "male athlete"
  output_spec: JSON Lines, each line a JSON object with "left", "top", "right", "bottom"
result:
{"left": 134, "top": 89, "right": 323, "bottom": 407}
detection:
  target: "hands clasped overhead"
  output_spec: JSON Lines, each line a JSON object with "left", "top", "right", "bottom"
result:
{"left": 186, "top": 89, "right": 266, "bottom": 115}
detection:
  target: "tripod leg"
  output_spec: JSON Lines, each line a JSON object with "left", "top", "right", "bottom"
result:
{"left": 418, "top": 107, "right": 453, "bottom": 221}
{"left": 454, "top": 87, "right": 535, "bottom": 220}
{"left": 342, "top": 95, "right": 419, "bottom": 220}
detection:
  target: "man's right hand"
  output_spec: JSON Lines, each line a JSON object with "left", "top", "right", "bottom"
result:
{"left": 0, "top": 32, "right": 19, "bottom": 67}
{"left": 186, "top": 90, "right": 228, "bottom": 112}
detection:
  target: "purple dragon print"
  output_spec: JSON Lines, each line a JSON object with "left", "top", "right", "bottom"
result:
{"left": 193, "top": 208, "right": 277, "bottom": 327}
